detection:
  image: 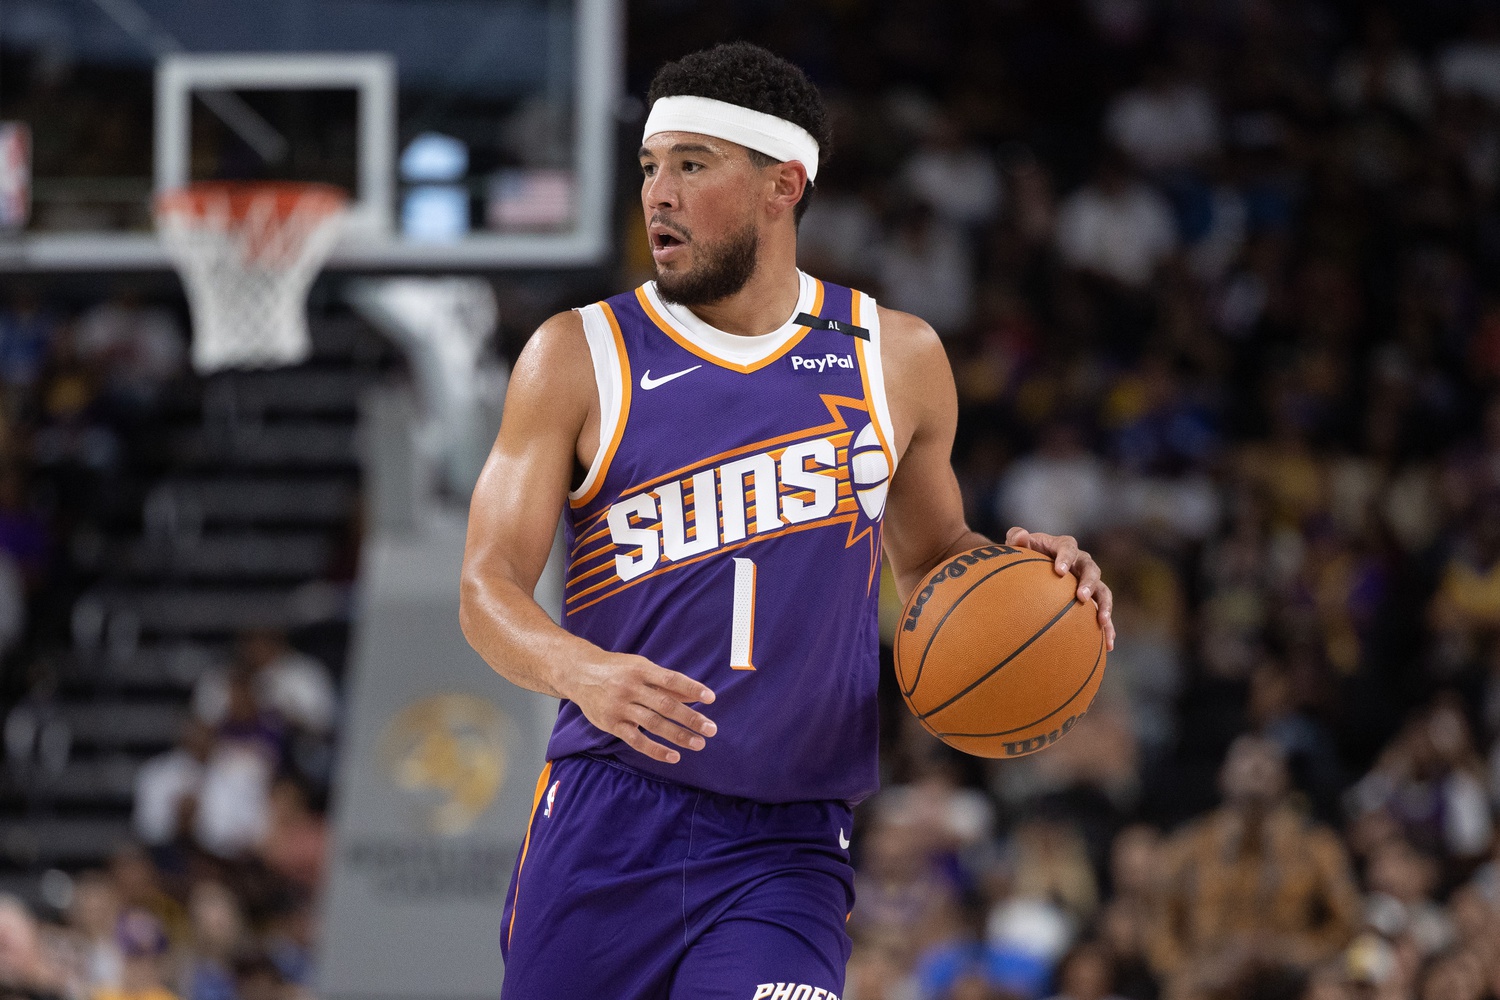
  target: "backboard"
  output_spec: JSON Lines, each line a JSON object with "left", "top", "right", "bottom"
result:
{"left": 0, "top": 0, "right": 620, "bottom": 271}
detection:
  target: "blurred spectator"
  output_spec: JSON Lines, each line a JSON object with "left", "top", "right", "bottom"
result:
{"left": 258, "top": 902, "right": 315, "bottom": 992}
{"left": 899, "top": 115, "right": 1002, "bottom": 229}
{"left": 192, "top": 631, "right": 335, "bottom": 739}
{"left": 1247, "top": 660, "right": 1344, "bottom": 821}
{"left": 1096, "top": 826, "right": 1162, "bottom": 1000}
{"left": 1150, "top": 736, "right": 1361, "bottom": 995}
{"left": 1331, "top": 9, "right": 1432, "bottom": 121}
{"left": 105, "top": 851, "right": 183, "bottom": 947}
{"left": 1345, "top": 698, "right": 1494, "bottom": 863}
{"left": 1415, "top": 948, "right": 1489, "bottom": 1000}
{"left": 52, "top": 873, "right": 122, "bottom": 1000}
{"left": 1090, "top": 531, "right": 1186, "bottom": 765}
{"left": 132, "top": 722, "right": 212, "bottom": 848}
{"left": 798, "top": 187, "right": 884, "bottom": 286}
{"left": 1054, "top": 151, "right": 1177, "bottom": 290}
{"left": 1362, "top": 838, "right": 1454, "bottom": 957}
{"left": 0, "top": 466, "right": 52, "bottom": 585}
{"left": 194, "top": 673, "right": 278, "bottom": 860}
{"left": 0, "top": 896, "right": 66, "bottom": 1000}
{"left": 256, "top": 779, "right": 327, "bottom": 893}
{"left": 72, "top": 298, "right": 185, "bottom": 405}
{"left": 995, "top": 423, "right": 1108, "bottom": 540}
{"left": 0, "top": 297, "right": 58, "bottom": 392}
{"left": 845, "top": 933, "right": 920, "bottom": 1000}
{"left": 1300, "top": 962, "right": 1351, "bottom": 1000}
{"left": 1104, "top": 63, "right": 1221, "bottom": 173}
{"left": 228, "top": 953, "right": 298, "bottom": 1000}
{"left": 134, "top": 697, "right": 275, "bottom": 861}
{"left": 88, "top": 911, "right": 173, "bottom": 1000}
{"left": 1006, "top": 818, "right": 1098, "bottom": 926}
{"left": 1044, "top": 941, "right": 1128, "bottom": 1000}
{"left": 850, "top": 811, "right": 958, "bottom": 947}
{"left": 178, "top": 883, "right": 243, "bottom": 1000}
{"left": 1436, "top": 11, "right": 1500, "bottom": 107}
{"left": 876, "top": 205, "right": 975, "bottom": 336}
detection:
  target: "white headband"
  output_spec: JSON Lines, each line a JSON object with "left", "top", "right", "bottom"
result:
{"left": 643, "top": 95, "right": 819, "bottom": 183}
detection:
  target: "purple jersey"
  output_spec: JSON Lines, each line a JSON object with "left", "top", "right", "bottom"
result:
{"left": 547, "top": 272, "right": 898, "bottom": 804}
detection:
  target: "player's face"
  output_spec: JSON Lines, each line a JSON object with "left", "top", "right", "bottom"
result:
{"left": 639, "top": 133, "right": 764, "bottom": 305}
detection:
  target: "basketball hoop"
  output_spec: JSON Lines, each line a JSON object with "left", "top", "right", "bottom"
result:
{"left": 155, "top": 182, "right": 348, "bottom": 374}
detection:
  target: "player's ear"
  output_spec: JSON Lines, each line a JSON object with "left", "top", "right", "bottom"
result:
{"left": 765, "top": 160, "right": 808, "bottom": 220}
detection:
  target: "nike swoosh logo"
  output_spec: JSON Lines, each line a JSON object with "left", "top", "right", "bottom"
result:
{"left": 838, "top": 828, "right": 850, "bottom": 850}
{"left": 640, "top": 365, "right": 701, "bottom": 390}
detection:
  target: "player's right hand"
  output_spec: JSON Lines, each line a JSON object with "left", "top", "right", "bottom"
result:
{"left": 561, "top": 654, "right": 717, "bottom": 764}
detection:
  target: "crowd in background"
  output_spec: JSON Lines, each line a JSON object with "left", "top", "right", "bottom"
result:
{"left": 641, "top": 1, "right": 1500, "bottom": 998}
{"left": 2, "top": 623, "right": 338, "bottom": 1000}
{"left": 0, "top": 291, "right": 343, "bottom": 1000}
{"left": 0, "top": 294, "right": 186, "bottom": 671}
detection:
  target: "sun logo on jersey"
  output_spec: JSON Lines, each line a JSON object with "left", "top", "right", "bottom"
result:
{"left": 564, "top": 394, "right": 893, "bottom": 614}
{"left": 848, "top": 422, "right": 890, "bottom": 520}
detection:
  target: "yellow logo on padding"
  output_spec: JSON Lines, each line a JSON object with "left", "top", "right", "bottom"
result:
{"left": 379, "top": 694, "right": 509, "bottom": 836}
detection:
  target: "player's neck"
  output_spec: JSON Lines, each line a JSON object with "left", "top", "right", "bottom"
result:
{"left": 681, "top": 241, "right": 800, "bottom": 338}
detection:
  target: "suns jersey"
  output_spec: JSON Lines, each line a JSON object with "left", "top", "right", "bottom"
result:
{"left": 547, "top": 271, "right": 898, "bottom": 804}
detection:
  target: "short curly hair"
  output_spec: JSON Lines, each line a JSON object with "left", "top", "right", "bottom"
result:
{"left": 647, "top": 43, "right": 829, "bottom": 224}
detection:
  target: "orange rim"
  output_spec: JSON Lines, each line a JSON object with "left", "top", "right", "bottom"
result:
{"left": 154, "top": 181, "right": 348, "bottom": 223}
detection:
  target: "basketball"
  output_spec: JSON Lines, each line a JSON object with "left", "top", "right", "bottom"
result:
{"left": 895, "top": 544, "right": 1108, "bottom": 758}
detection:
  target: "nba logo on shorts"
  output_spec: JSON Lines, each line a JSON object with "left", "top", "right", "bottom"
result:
{"left": 544, "top": 780, "right": 560, "bottom": 818}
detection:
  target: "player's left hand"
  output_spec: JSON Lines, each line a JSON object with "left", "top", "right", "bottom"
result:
{"left": 1005, "top": 527, "right": 1115, "bottom": 651}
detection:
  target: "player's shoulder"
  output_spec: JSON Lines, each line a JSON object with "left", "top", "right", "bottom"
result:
{"left": 516, "top": 309, "right": 588, "bottom": 371}
{"left": 874, "top": 304, "right": 949, "bottom": 394}
{"left": 509, "top": 309, "right": 593, "bottom": 417}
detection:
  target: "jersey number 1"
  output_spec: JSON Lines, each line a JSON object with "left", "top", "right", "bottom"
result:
{"left": 730, "top": 557, "right": 757, "bottom": 670}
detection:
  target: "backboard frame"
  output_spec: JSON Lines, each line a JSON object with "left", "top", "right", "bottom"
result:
{"left": 0, "top": 0, "right": 620, "bottom": 272}
{"left": 155, "top": 53, "right": 397, "bottom": 239}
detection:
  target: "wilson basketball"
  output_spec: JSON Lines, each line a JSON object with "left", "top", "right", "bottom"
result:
{"left": 895, "top": 544, "right": 1108, "bottom": 758}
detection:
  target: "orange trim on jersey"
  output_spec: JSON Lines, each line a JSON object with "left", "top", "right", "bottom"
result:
{"left": 568, "top": 556, "right": 619, "bottom": 586}
{"left": 852, "top": 293, "right": 896, "bottom": 472}
{"left": 570, "top": 304, "right": 632, "bottom": 509}
{"left": 576, "top": 503, "right": 614, "bottom": 535}
{"left": 507, "top": 761, "right": 554, "bottom": 948}
{"left": 568, "top": 524, "right": 615, "bottom": 568}
{"left": 634, "top": 281, "right": 825, "bottom": 374}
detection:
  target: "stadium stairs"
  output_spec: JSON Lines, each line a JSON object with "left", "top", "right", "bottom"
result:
{"left": 0, "top": 311, "right": 399, "bottom": 906}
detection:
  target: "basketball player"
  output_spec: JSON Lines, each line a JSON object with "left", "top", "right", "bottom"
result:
{"left": 460, "top": 43, "right": 1115, "bottom": 1000}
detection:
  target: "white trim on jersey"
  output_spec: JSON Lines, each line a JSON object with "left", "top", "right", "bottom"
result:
{"left": 568, "top": 303, "right": 626, "bottom": 503}
{"left": 642, "top": 270, "right": 817, "bottom": 367}
{"left": 855, "top": 289, "right": 899, "bottom": 476}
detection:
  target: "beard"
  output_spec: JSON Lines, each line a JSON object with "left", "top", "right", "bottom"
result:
{"left": 654, "top": 220, "right": 760, "bottom": 306}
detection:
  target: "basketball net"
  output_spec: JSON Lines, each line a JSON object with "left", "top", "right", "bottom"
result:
{"left": 155, "top": 182, "right": 348, "bottom": 374}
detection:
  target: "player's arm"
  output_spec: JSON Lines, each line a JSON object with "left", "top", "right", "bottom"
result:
{"left": 459, "top": 311, "right": 717, "bottom": 764}
{"left": 877, "top": 307, "right": 1115, "bottom": 648}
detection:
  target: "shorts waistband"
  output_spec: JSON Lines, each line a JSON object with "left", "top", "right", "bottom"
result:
{"left": 564, "top": 752, "right": 853, "bottom": 811}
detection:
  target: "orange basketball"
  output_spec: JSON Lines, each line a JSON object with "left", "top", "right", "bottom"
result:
{"left": 895, "top": 544, "right": 1107, "bottom": 758}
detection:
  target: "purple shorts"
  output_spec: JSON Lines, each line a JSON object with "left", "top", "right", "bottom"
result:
{"left": 500, "top": 753, "right": 855, "bottom": 1000}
